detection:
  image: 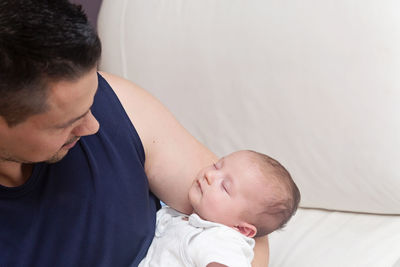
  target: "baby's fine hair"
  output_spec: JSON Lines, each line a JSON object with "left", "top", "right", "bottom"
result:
{"left": 246, "top": 150, "right": 301, "bottom": 237}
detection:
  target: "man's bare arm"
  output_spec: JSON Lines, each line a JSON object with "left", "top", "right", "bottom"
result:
{"left": 100, "top": 72, "right": 216, "bottom": 213}
{"left": 252, "top": 236, "right": 269, "bottom": 266}
{"left": 207, "top": 263, "right": 227, "bottom": 267}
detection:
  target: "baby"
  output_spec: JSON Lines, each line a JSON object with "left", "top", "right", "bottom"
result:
{"left": 139, "top": 150, "right": 300, "bottom": 267}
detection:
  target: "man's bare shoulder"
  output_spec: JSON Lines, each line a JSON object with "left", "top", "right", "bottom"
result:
{"left": 98, "top": 71, "right": 148, "bottom": 106}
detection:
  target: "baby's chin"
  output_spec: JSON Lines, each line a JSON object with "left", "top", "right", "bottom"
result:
{"left": 190, "top": 206, "right": 217, "bottom": 222}
{"left": 192, "top": 210, "right": 208, "bottom": 221}
{"left": 188, "top": 188, "right": 198, "bottom": 211}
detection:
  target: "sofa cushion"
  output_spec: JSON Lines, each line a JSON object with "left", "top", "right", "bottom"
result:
{"left": 269, "top": 208, "right": 400, "bottom": 266}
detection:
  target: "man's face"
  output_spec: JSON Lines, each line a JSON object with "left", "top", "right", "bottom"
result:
{"left": 0, "top": 68, "right": 100, "bottom": 164}
{"left": 188, "top": 151, "right": 267, "bottom": 228}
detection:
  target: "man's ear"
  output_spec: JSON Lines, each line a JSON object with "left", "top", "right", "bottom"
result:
{"left": 233, "top": 222, "right": 257, "bottom": 238}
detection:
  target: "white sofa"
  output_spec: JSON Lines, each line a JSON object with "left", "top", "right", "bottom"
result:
{"left": 97, "top": 1, "right": 400, "bottom": 266}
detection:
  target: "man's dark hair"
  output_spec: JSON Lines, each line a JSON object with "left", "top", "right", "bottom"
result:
{"left": 0, "top": 0, "right": 101, "bottom": 126}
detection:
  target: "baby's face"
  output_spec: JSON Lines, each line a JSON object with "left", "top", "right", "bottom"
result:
{"left": 188, "top": 151, "right": 267, "bottom": 228}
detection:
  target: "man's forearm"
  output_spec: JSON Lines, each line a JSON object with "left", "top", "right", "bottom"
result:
{"left": 252, "top": 235, "right": 269, "bottom": 267}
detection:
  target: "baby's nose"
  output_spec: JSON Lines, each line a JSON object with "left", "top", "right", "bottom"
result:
{"left": 204, "top": 170, "right": 216, "bottom": 185}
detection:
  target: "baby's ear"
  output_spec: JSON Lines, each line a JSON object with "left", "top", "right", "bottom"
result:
{"left": 234, "top": 222, "right": 257, "bottom": 238}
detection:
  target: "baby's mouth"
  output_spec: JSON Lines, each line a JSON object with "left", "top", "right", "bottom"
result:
{"left": 197, "top": 180, "right": 203, "bottom": 194}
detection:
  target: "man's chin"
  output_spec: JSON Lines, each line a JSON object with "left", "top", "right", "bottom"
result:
{"left": 0, "top": 148, "right": 68, "bottom": 164}
{"left": 45, "top": 150, "right": 68, "bottom": 164}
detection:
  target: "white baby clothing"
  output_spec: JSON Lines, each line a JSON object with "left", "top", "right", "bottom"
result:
{"left": 138, "top": 206, "right": 255, "bottom": 267}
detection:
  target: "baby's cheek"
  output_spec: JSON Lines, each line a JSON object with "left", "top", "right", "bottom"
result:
{"left": 207, "top": 195, "right": 224, "bottom": 212}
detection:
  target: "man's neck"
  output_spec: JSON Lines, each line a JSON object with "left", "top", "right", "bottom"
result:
{"left": 0, "top": 161, "right": 33, "bottom": 187}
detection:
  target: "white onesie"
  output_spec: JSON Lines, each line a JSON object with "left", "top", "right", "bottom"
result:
{"left": 138, "top": 206, "right": 255, "bottom": 267}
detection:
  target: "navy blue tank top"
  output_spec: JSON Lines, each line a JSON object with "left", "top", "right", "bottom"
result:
{"left": 0, "top": 73, "right": 160, "bottom": 266}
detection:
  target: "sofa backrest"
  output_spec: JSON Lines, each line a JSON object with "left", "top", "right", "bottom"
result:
{"left": 98, "top": 0, "right": 400, "bottom": 215}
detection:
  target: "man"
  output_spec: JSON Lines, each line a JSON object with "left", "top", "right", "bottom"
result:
{"left": 0, "top": 0, "right": 269, "bottom": 266}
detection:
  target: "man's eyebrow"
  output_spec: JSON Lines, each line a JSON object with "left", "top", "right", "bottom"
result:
{"left": 55, "top": 109, "right": 90, "bottom": 128}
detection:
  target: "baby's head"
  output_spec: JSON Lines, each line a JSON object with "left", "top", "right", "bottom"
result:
{"left": 188, "top": 150, "right": 300, "bottom": 238}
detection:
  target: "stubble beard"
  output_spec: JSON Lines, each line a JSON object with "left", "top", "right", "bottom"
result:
{"left": 0, "top": 136, "right": 79, "bottom": 164}
{"left": 45, "top": 150, "right": 68, "bottom": 163}
{"left": 0, "top": 148, "right": 67, "bottom": 164}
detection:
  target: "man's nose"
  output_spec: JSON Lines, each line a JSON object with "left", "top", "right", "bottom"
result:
{"left": 72, "top": 110, "right": 100, "bottom": 137}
